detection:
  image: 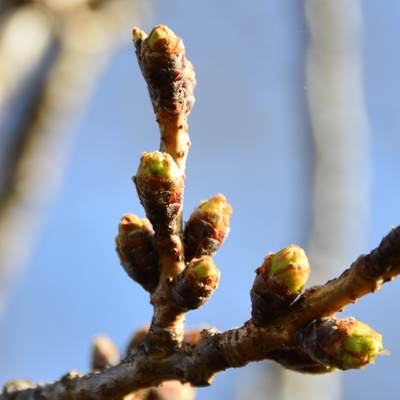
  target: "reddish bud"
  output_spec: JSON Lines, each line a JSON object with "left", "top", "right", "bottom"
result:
{"left": 116, "top": 214, "right": 159, "bottom": 292}
{"left": 134, "top": 152, "right": 184, "bottom": 233}
{"left": 184, "top": 194, "right": 232, "bottom": 261}
{"left": 133, "top": 24, "right": 196, "bottom": 123}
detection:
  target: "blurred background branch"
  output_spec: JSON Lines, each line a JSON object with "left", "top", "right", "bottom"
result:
{"left": 280, "top": 2, "right": 370, "bottom": 399}
{"left": 0, "top": 0, "right": 152, "bottom": 313}
{"left": 235, "top": 1, "right": 371, "bottom": 399}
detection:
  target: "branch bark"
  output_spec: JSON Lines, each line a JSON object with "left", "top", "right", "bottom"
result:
{"left": 3, "top": 226, "right": 400, "bottom": 400}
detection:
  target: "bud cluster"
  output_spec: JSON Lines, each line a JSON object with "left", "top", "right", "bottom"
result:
{"left": 116, "top": 214, "right": 159, "bottom": 292}
{"left": 124, "top": 23, "right": 388, "bottom": 387}
{"left": 251, "top": 245, "right": 310, "bottom": 325}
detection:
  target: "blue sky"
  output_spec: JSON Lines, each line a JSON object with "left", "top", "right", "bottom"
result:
{"left": 1, "top": 2, "right": 399, "bottom": 399}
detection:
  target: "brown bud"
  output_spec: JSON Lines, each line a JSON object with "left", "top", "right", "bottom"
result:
{"left": 91, "top": 335, "right": 120, "bottom": 371}
{"left": 296, "top": 317, "right": 384, "bottom": 370}
{"left": 133, "top": 25, "right": 196, "bottom": 125}
{"left": 116, "top": 214, "right": 159, "bottom": 292}
{"left": 2, "top": 380, "right": 33, "bottom": 394}
{"left": 173, "top": 257, "right": 220, "bottom": 310}
{"left": 134, "top": 152, "right": 184, "bottom": 233}
{"left": 251, "top": 245, "right": 310, "bottom": 325}
{"left": 184, "top": 194, "right": 232, "bottom": 261}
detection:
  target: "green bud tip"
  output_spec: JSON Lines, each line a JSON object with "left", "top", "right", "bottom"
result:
{"left": 339, "top": 319, "right": 383, "bottom": 369}
{"left": 132, "top": 27, "right": 147, "bottom": 46}
{"left": 191, "top": 257, "right": 219, "bottom": 281}
{"left": 118, "top": 214, "right": 150, "bottom": 234}
{"left": 198, "top": 194, "right": 233, "bottom": 217}
{"left": 145, "top": 24, "right": 177, "bottom": 49}
{"left": 268, "top": 245, "right": 310, "bottom": 293}
{"left": 136, "top": 151, "right": 181, "bottom": 180}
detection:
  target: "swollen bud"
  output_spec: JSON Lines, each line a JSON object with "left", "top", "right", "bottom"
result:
{"left": 136, "top": 151, "right": 181, "bottom": 180}
{"left": 184, "top": 194, "right": 232, "bottom": 261}
{"left": 297, "top": 318, "right": 384, "bottom": 370}
{"left": 251, "top": 245, "right": 310, "bottom": 325}
{"left": 133, "top": 24, "right": 195, "bottom": 123}
{"left": 173, "top": 257, "right": 220, "bottom": 310}
{"left": 132, "top": 25, "right": 196, "bottom": 170}
{"left": 134, "top": 152, "right": 183, "bottom": 232}
{"left": 116, "top": 214, "right": 159, "bottom": 292}
{"left": 268, "top": 245, "right": 310, "bottom": 294}
{"left": 91, "top": 335, "right": 120, "bottom": 371}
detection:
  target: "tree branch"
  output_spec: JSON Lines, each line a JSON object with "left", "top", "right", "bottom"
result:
{"left": 3, "top": 23, "right": 398, "bottom": 400}
{"left": 3, "top": 226, "right": 400, "bottom": 400}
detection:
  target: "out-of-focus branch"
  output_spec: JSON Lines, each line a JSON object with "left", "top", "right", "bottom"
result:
{"left": 305, "top": 0, "right": 370, "bottom": 284}
{"left": 0, "top": 1, "right": 31, "bottom": 18}
{"left": 0, "top": 0, "right": 152, "bottom": 312}
{"left": 0, "top": 4, "right": 52, "bottom": 113}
